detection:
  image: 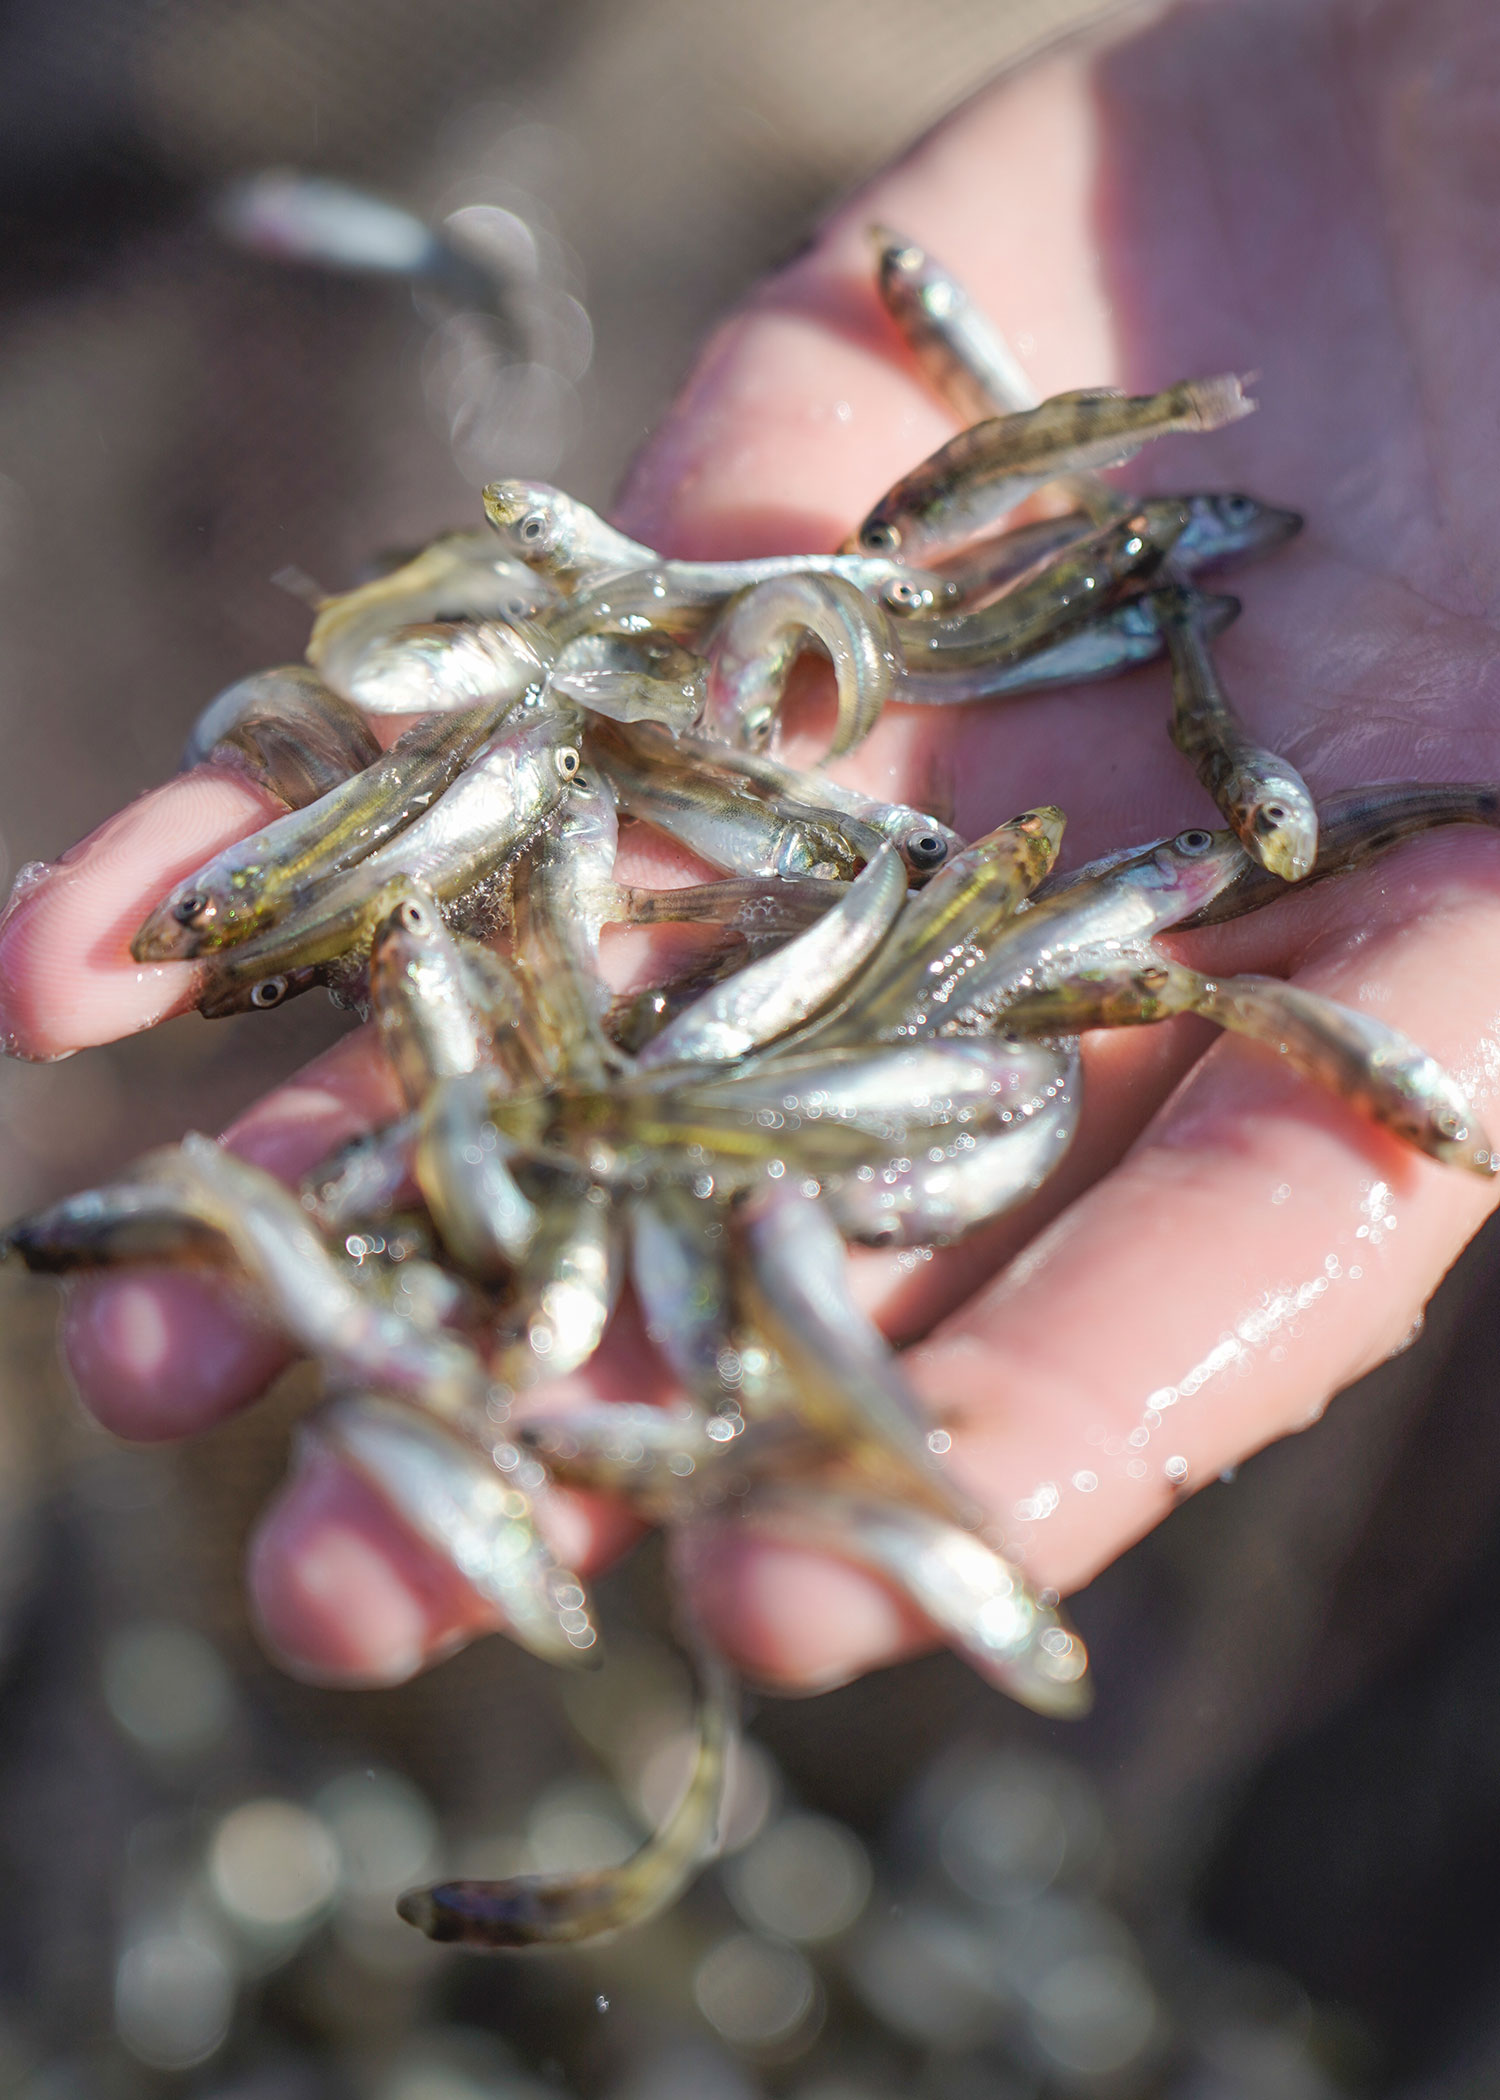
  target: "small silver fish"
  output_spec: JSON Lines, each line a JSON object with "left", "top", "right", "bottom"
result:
{"left": 153, "top": 1135, "right": 491, "bottom": 1423}
{"left": 1154, "top": 582, "right": 1318, "bottom": 882}
{"left": 895, "top": 593, "right": 1241, "bottom": 704}
{"left": 397, "top": 1647, "right": 735, "bottom": 1945}
{"left": 195, "top": 702, "right": 584, "bottom": 1004}
{"left": 852, "top": 375, "right": 1255, "bottom": 563}
{"left": 308, "top": 1391, "right": 601, "bottom": 1669}
{"left": 508, "top": 770, "right": 628, "bottom": 1090}
{"left": 636, "top": 842, "right": 907, "bottom": 1068}
{"left": 342, "top": 616, "right": 555, "bottom": 716}
{"left": 308, "top": 531, "right": 556, "bottom": 704}
{"left": 1197, "top": 973, "right": 1496, "bottom": 1174}
{"left": 137, "top": 697, "right": 521, "bottom": 961}
{"left": 588, "top": 717, "right": 883, "bottom": 881}
{"left": 413, "top": 1071, "right": 540, "bottom": 1282}
{"left": 1177, "top": 781, "right": 1500, "bottom": 929}
{"left": 827, "top": 1048, "right": 1079, "bottom": 1246}
{"left": 485, "top": 478, "right": 955, "bottom": 610}
{"left": 182, "top": 665, "right": 380, "bottom": 807}
{"left": 869, "top": 223, "right": 1038, "bottom": 422}
{"left": 550, "top": 630, "right": 707, "bottom": 730}
{"left": 703, "top": 570, "right": 898, "bottom": 756}
{"left": 731, "top": 1484, "right": 1090, "bottom": 1717}
{"left": 369, "top": 880, "right": 536, "bottom": 1109}
{"left": 738, "top": 1180, "right": 980, "bottom": 1524}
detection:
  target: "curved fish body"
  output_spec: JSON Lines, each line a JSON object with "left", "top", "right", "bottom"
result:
{"left": 588, "top": 718, "right": 882, "bottom": 880}
{"left": 0, "top": 1172, "right": 235, "bottom": 1273}
{"left": 738, "top": 1180, "right": 979, "bottom": 1524}
{"left": 302, "top": 1119, "right": 420, "bottom": 1235}
{"left": 414, "top": 1071, "right": 540, "bottom": 1281}
{"left": 895, "top": 592, "right": 1241, "bottom": 704}
{"left": 702, "top": 571, "right": 898, "bottom": 756}
{"left": 851, "top": 374, "right": 1255, "bottom": 563}
{"left": 935, "top": 493, "right": 1300, "bottom": 612}
{"left": 308, "top": 531, "right": 557, "bottom": 701}
{"left": 1198, "top": 974, "right": 1496, "bottom": 1174}
{"left": 664, "top": 735, "right": 961, "bottom": 877}
{"left": 509, "top": 770, "right": 626, "bottom": 1089}
{"left": 370, "top": 881, "right": 532, "bottom": 1109}
{"left": 870, "top": 223, "right": 1037, "bottom": 421}
{"left": 342, "top": 615, "right": 554, "bottom": 715}
{"left": 490, "top": 1170, "right": 624, "bottom": 1391}
{"left": 484, "top": 477, "right": 954, "bottom": 610}
{"left": 195, "top": 702, "right": 583, "bottom": 1006}
{"left": 627, "top": 1179, "right": 739, "bottom": 1403}
{"left": 1155, "top": 583, "right": 1317, "bottom": 881}
{"left": 183, "top": 665, "right": 381, "bottom": 806}
{"left": 827, "top": 1049, "right": 1079, "bottom": 1246}
{"left": 896, "top": 502, "right": 1191, "bottom": 673}
{"left": 398, "top": 1648, "right": 734, "bottom": 1945}
{"left": 521, "top": 1401, "right": 811, "bottom": 1520}
{"left": 1176, "top": 781, "right": 1500, "bottom": 929}
{"left": 789, "top": 808, "right": 1065, "bottom": 1050}
{"left": 153, "top": 1134, "right": 491, "bottom": 1421}
{"left": 551, "top": 630, "right": 707, "bottom": 730}
{"left": 308, "top": 1392, "right": 600, "bottom": 1668}
{"left": 622, "top": 725, "right": 959, "bottom": 877}
{"left": 637, "top": 842, "right": 908, "bottom": 1067}
{"left": 605, "top": 944, "right": 788, "bottom": 1057}
{"left": 136, "top": 698, "right": 520, "bottom": 960}
{"left": 735, "top": 1485, "right": 1090, "bottom": 1717}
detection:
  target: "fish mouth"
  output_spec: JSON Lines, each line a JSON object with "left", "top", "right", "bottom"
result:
{"left": 130, "top": 898, "right": 204, "bottom": 963}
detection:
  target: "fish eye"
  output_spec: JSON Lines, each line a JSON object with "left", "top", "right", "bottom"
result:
{"left": 173, "top": 892, "right": 210, "bottom": 927}
{"left": 1174, "top": 828, "right": 1215, "bottom": 854}
{"left": 743, "top": 704, "right": 775, "bottom": 745}
{"left": 860, "top": 520, "right": 899, "bottom": 554}
{"left": 1261, "top": 803, "right": 1288, "bottom": 827}
{"left": 556, "top": 746, "right": 581, "bottom": 777}
{"left": 397, "top": 898, "right": 430, "bottom": 935}
{"left": 250, "top": 976, "right": 288, "bottom": 1009}
{"left": 1222, "top": 494, "right": 1256, "bottom": 525}
{"left": 902, "top": 830, "right": 949, "bottom": 870}
{"left": 882, "top": 577, "right": 927, "bottom": 614}
{"left": 1141, "top": 965, "right": 1169, "bottom": 988}
{"left": 518, "top": 510, "right": 551, "bottom": 546}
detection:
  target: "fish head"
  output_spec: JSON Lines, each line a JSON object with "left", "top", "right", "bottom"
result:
{"left": 1178, "top": 490, "right": 1304, "bottom": 569}
{"left": 369, "top": 879, "right": 448, "bottom": 1003}
{"left": 132, "top": 870, "right": 256, "bottom": 962}
{"left": 482, "top": 477, "right": 572, "bottom": 571}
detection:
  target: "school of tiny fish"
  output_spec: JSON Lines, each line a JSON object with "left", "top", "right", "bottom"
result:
{"left": 5, "top": 223, "right": 1498, "bottom": 1953}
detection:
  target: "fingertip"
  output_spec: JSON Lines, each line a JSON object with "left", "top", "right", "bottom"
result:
{"left": 248, "top": 1448, "right": 501, "bottom": 1687}
{"left": 675, "top": 1526, "right": 932, "bottom": 1692}
{"left": 62, "top": 1269, "right": 290, "bottom": 1441}
{"left": 0, "top": 768, "right": 278, "bottom": 1059}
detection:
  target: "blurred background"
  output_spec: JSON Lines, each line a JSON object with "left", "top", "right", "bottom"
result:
{"left": 3, "top": 0, "right": 1500, "bottom": 2093}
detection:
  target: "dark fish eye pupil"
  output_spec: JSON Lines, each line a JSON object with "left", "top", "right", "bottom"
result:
{"left": 863, "top": 523, "right": 895, "bottom": 552}
{"left": 252, "top": 977, "right": 286, "bottom": 1008}
{"left": 1178, "top": 829, "right": 1213, "bottom": 852}
{"left": 905, "top": 831, "right": 948, "bottom": 868}
{"left": 520, "top": 514, "right": 547, "bottom": 542}
{"left": 174, "top": 894, "right": 208, "bottom": 925}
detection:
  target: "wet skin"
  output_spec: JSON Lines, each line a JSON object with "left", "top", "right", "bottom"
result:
{"left": 11, "top": 0, "right": 1500, "bottom": 1692}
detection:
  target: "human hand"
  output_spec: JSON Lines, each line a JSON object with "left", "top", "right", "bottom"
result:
{"left": 8, "top": 0, "right": 1500, "bottom": 1694}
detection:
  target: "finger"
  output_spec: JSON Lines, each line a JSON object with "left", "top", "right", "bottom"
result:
{"left": 0, "top": 767, "right": 280, "bottom": 1059}
{"left": 249, "top": 1442, "right": 640, "bottom": 1687}
{"left": 62, "top": 1025, "right": 404, "bottom": 1436}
